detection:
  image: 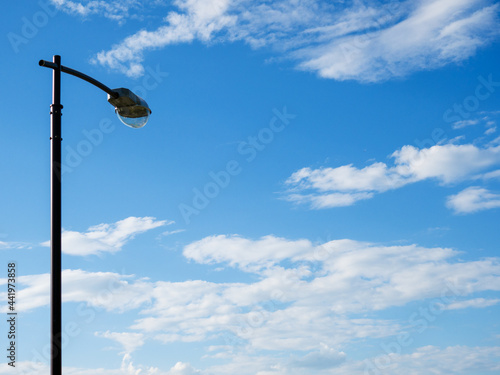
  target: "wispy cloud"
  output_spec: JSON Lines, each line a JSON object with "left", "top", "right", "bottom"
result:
{"left": 6, "top": 345, "right": 500, "bottom": 374}
{"left": 439, "top": 298, "right": 500, "bottom": 310}
{"left": 446, "top": 186, "right": 500, "bottom": 214}
{"left": 452, "top": 119, "right": 480, "bottom": 129}
{"left": 50, "top": 0, "right": 141, "bottom": 21}
{"left": 159, "top": 229, "right": 186, "bottom": 237}
{"left": 88, "top": 0, "right": 500, "bottom": 81}
{"left": 284, "top": 143, "right": 500, "bottom": 209}
{"left": 0, "top": 269, "right": 153, "bottom": 313}
{"left": 10, "top": 236, "right": 500, "bottom": 322}
{"left": 41, "top": 216, "right": 167, "bottom": 256}
{"left": 0, "top": 241, "right": 32, "bottom": 250}
{"left": 453, "top": 111, "right": 500, "bottom": 131}
{"left": 297, "top": 0, "right": 500, "bottom": 81}
{"left": 4, "top": 234, "right": 500, "bottom": 373}
{"left": 486, "top": 126, "right": 497, "bottom": 135}
{"left": 4, "top": 356, "right": 202, "bottom": 374}
{"left": 289, "top": 344, "right": 346, "bottom": 370}
{"left": 128, "top": 237, "right": 500, "bottom": 347}
{"left": 95, "top": 331, "right": 145, "bottom": 355}
{"left": 93, "top": 0, "right": 238, "bottom": 77}
{"left": 285, "top": 191, "right": 375, "bottom": 209}
{"left": 205, "top": 345, "right": 500, "bottom": 374}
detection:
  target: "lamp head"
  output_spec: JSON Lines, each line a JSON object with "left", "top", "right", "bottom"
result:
{"left": 108, "top": 88, "right": 151, "bottom": 128}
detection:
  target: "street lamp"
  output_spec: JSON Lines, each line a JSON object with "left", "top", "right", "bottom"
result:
{"left": 39, "top": 55, "right": 151, "bottom": 375}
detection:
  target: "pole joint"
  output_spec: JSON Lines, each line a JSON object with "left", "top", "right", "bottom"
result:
{"left": 50, "top": 104, "right": 64, "bottom": 115}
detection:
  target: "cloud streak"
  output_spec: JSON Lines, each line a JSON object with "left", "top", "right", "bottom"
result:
{"left": 284, "top": 143, "right": 500, "bottom": 210}
{"left": 298, "top": 0, "right": 500, "bottom": 81}
{"left": 88, "top": 0, "right": 500, "bottom": 81}
{"left": 0, "top": 269, "right": 153, "bottom": 313}
{"left": 95, "top": 331, "right": 145, "bottom": 355}
{"left": 41, "top": 216, "right": 167, "bottom": 256}
{"left": 50, "top": 0, "right": 141, "bottom": 21}
{"left": 0, "top": 241, "right": 32, "bottom": 250}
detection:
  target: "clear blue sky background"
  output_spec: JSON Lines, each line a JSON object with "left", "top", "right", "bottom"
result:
{"left": 1, "top": 1, "right": 500, "bottom": 374}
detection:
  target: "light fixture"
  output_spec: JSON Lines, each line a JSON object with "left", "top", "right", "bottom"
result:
{"left": 108, "top": 88, "right": 152, "bottom": 128}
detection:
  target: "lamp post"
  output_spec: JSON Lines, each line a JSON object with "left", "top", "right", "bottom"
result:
{"left": 39, "top": 55, "right": 151, "bottom": 375}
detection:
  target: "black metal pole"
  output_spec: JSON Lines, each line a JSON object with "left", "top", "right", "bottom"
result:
{"left": 50, "top": 54, "right": 63, "bottom": 375}
{"left": 39, "top": 56, "right": 150, "bottom": 375}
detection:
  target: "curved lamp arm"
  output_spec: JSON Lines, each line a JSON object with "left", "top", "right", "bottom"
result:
{"left": 39, "top": 59, "right": 151, "bottom": 128}
{"left": 39, "top": 59, "right": 118, "bottom": 98}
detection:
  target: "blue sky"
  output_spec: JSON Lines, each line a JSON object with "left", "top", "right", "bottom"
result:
{"left": 1, "top": 0, "right": 500, "bottom": 374}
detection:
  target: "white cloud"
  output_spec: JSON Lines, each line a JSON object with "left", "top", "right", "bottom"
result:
{"left": 124, "top": 236, "right": 500, "bottom": 355}
{"left": 440, "top": 298, "right": 500, "bottom": 310}
{"left": 183, "top": 234, "right": 314, "bottom": 271}
{"left": 284, "top": 191, "right": 374, "bottom": 209}
{"left": 1, "top": 269, "right": 153, "bottom": 312}
{"left": 4, "top": 233, "right": 500, "bottom": 374}
{"left": 10, "top": 236, "right": 500, "bottom": 320}
{"left": 160, "top": 229, "right": 186, "bottom": 237}
{"left": 0, "top": 241, "right": 32, "bottom": 249}
{"left": 447, "top": 186, "right": 500, "bottom": 214}
{"left": 0, "top": 356, "right": 201, "bottom": 375}
{"left": 452, "top": 119, "right": 480, "bottom": 129}
{"left": 41, "top": 216, "right": 167, "bottom": 256}
{"left": 96, "top": 331, "right": 145, "bottom": 354}
{"left": 298, "top": 0, "right": 500, "bottom": 81}
{"left": 285, "top": 143, "right": 500, "bottom": 209}
{"left": 288, "top": 344, "right": 346, "bottom": 370}
{"left": 392, "top": 143, "right": 500, "bottom": 183}
{"left": 4, "top": 346, "right": 500, "bottom": 374}
{"left": 486, "top": 126, "right": 497, "bottom": 135}
{"left": 452, "top": 112, "right": 500, "bottom": 132}
{"left": 89, "top": 0, "right": 500, "bottom": 81}
{"left": 203, "top": 345, "right": 500, "bottom": 374}
{"left": 50, "top": 0, "right": 140, "bottom": 21}
{"left": 482, "top": 169, "right": 500, "bottom": 180}
{"left": 93, "top": 0, "right": 237, "bottom": 76}
{"left": 168, "top": 361, "right": 201, "bottom": 375}
{"left": 286, "top": 162, "right": 407, "bottom": 193}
